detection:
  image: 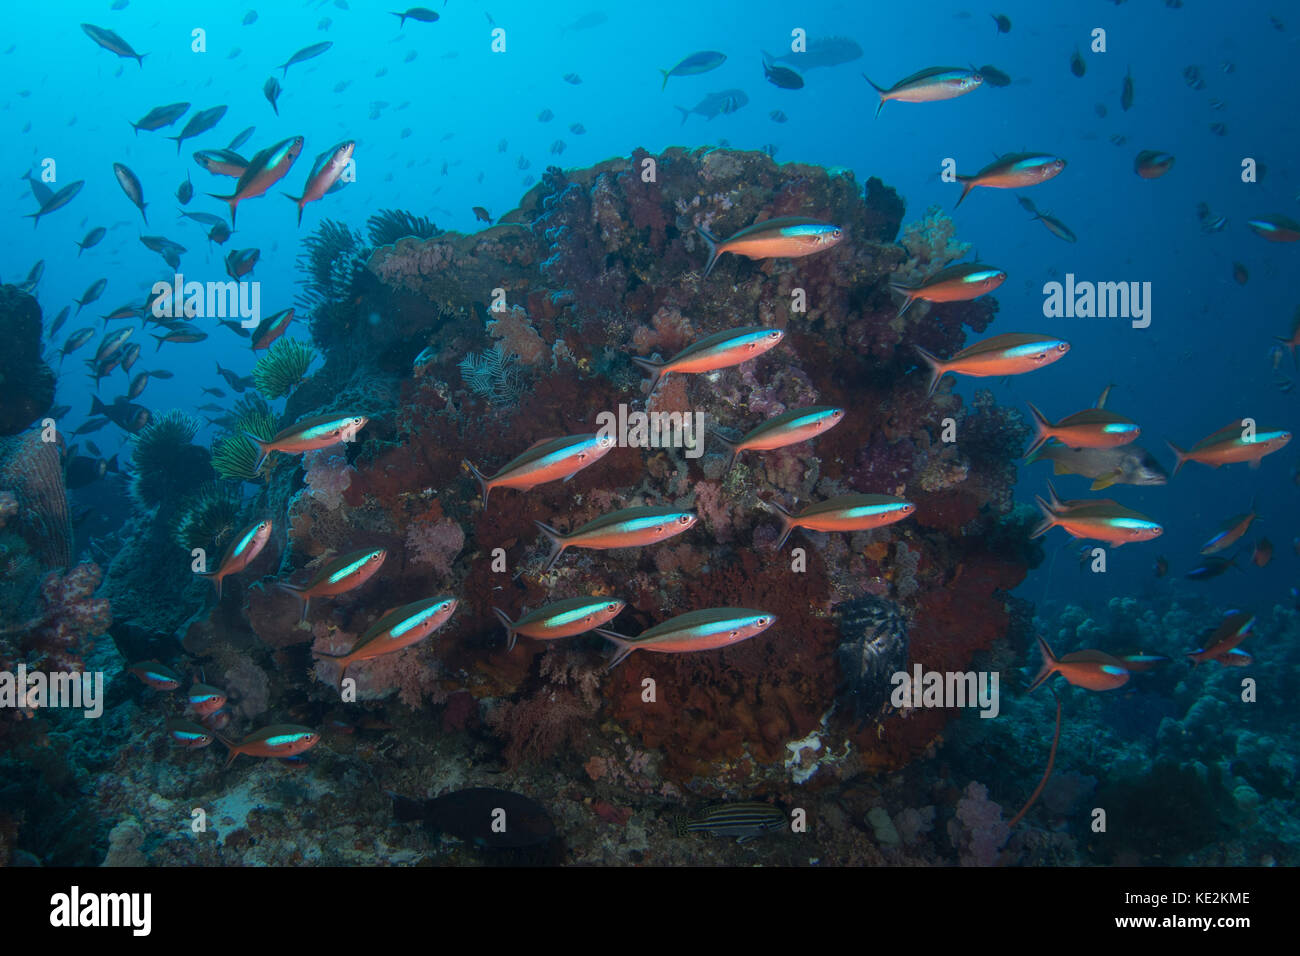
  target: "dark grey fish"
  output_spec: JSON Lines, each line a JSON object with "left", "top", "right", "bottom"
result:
{"left": 243, "top": 11, "right": 258, "bottom": 26}
{"left": 1025, "top": 442, "right": 1168, "bottom": 489}
{"left": 77, "top": 226, "right": 107, "bottom": 254}
{"left": 263, "top": 76, "right": 282, "bottom": 115}
{"left": 177, "top": 176, "right": 193, "bottom": 204}
{"left": 660, "top": 50, "right": 726, "bottom": 88}
{"left": 140, "top": 235, "right": 187, "bottom": 269}
{"left": 81, "top": 23, "right": 146, "bottom": 66}
{"left": 978, "top": 64, "right": 1011, "bottom": 88}
{"left": 391, "top": 7, "right": 439, "bottom": 26}
{"left": 112, "top": 163, "right": 148, "bottom": 223}
{"left": 178, "top": 210, "right": 227, "bottom": 227}
{"left": 676, "top": 88, "right": 748, "bottom": 123}
{"left": 228, "top": 126, "right": 255, "bottom": 151}
{"left": 20, "top": 170, "right": 54, "bottom": 206}
{"left": 74, "top": 278, "right": 107, "bottom": 314}
{"left": 762, "top": 57, "right": 804, "bottom": 90}
{"left": 25, "top": 180, "right": 85, "bottom": 228}
{"left": 767, "top": 36, "right": 862, "bottom": 70}
{"left": 167, "top": 105, "right": 228, "bottom": 155}
{"left": 278, "top": 41, "right": 332, "bottom": 77}
{"left": 131, "top": 102, "right": 190, "bottom": 134}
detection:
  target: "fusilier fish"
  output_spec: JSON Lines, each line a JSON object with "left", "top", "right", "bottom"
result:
{"left": 263, "top": 76, "right": 282, "bottom": 115}
{"left": 631, "top": 326, "right": 785, "bottom": 397}
{"left": 492, "top": 597, "right": 626, "bottom": 651}
{"left": 1134, "top": 150, "right": 1175, "bottom": 179}
{"left": 166, "top": 718, "right": 215, "bottom": 749}
{"left": 315, "top": 596, "right": 456, "bottom": 685}
{"left": 391, "top": 8, "right": 440, "bottom": 26}
{"left": 218, "top": 724, "right": 320, "bottom": 767}
{"left": 112, "top": 162, "right": 148, "bottom": 223}
{"left": 1199, "top": 500, "right": 1259, "bottom": 555}
{"left": 660, "top": 51, "right": 727, "bottom": 88}
{"left": 278, "top": 41, "right": 333, "bottom": 76}
{"left": 1023, "top": 403, "right": 1139, "bottom": 456}
{"left": 1246, "top": 216, "right": 1300, "bottom": 242}
{"left": 766, "top": 494, "right": 915, "bottom": 549}
{"left": 534, "top": 506, "right": 697, "bottom": 570}
{"left": 1031, "top": 498, "right": 1163, "bottom": 547}
{"left": 464, "top": 433, "right": 615, "bottom": 508}
{"left": 251, "top": 308, "right": 294, "bottom": 349}
{"left": 890, "top": 263, "right": 1005, "bottom": 317}
{"left": 284, "top": 140, "right": 354, "bottom": 226}
{"left": 209, "top": 136, "right": 304, "bottom": 225}
{"left": 696, "top": 217, "right": 843, "bottom": 277}
{"left": 76, "top": 226, "right": 106, "bottom": 254}
{"left": 862, "top": 67, "right": 983, "bottom": 117}
{"left": 187, "top": 683, "right": 227, "bottom": 716}
{"left": 166, "top": 105, "right": 227, "bottom": 155}
{"left": 1167, "top": 422, "right": 1292, "bottom": 475}
{"left": 953, "top": 153, "right": 1066, "bottom": 207}
{"left": 25, "top": 180, "right": 85, "bottom": 228}
{"left": 711, "top": 406, "right": 845, "bottom": 472}
{"left": 595, "top": 608, "right": 777, "bottom": 670}
{"left": 81, "top": 23, "right": 146, "bottom": 66}
{"left": 277, "top": 547, "right": 387, "bottom": 622}
{"left": 1027, "top": 635, "right": 1129, "bottom": 692}
{"left": 129, "top": 660, "right": 182, "bottom": 691}
{"left": 1187, "top": 611, "right": 1256, "bottom": 666}
{"left": 197, "top": 519, "right": 273, "bottom": 598}
{"left": 131, "top": 102, "right": 189, "bottom": 134}
{"left": 194, "top": 148, "right": 249, "bottom": 178}
{"left": 247, "top": 412, "right": 368, "bottom": 471}
{"left": 916, "top": 333, "right": 1070, "bottom": 396}
{"left": 74, "top": 278, "right": 107, "bottom": 315}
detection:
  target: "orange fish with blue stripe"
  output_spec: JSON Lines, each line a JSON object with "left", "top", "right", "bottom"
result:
{"left": 953, "top": 152, "right": 1066, "bottom": 207}
{"left": 535, "top": 506, "right": 697, "bottom": 570}
{"left": 166, "top": 718, "right": 215, "bottom": 749}
{"left": 1168, "top": 422, "right": 1292, "bottom": 475}
{"left": 712, "top": 406, "right": 845, "bottom": 472}
{"left": 1024, "top": 402, "right": 1139, "bottom": 457}
{"left": 916, "top": 333, "right": 1070, "bottom": 397}
{"left": 765, "top": 494, "right": 915, "bottom": 549}
{"left": 1187, "top": 611, "right": 1256, "bottom": 666}
{"left": 218, "top": 724, "right": 320, "bottom": 768}
{"left": 1200, "top": 498, "right": 1259, "bottom": 554}
{"left": 595, "top": 607, "right": 777, "bottom": 670}
{"left": 187, "top": 682, "right": 227, "bottom": 716}
{"left": 632, "top": 326, "right": 785, "bottom": 397}
{"left": 1032, "top": 496, "right": 1162, "bottom": 547}
{"left": 890, "top": 262, "right": 1006, "bottom": 317}
{"left": 128, "top": 660, "right": 181, "bottom": 691}
{"left": 493, "top": 596, "right": 626, "bottom": 651}
{"left": 1247, "top": 216, "right": 1300, "bottom": 242}
{"left": 1028, "top": 635, "right": 1129, "bottom": 691}
{"left": 198, "top": 518, "right": 272, "bottom": 599}
{"left": 464, "top": 433, "right": 615, "bottom": 508}
{"left": 278, "top": 547, "right": 387, "bottom": 622}
{"left": 695, "top": 218, "right": 843, "bottom": 277}
{"left": 315, "top": 596, "right": 457, "bottom": 686}
{"left": 247, "top": 412, "right": 368, "bottom": 472}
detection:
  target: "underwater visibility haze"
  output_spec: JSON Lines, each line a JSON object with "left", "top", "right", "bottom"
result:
{"left": 1, "top": 0, "right": 1299, "bottom": 875}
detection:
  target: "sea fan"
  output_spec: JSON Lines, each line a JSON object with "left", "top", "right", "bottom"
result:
{"left": 366, "top": 208, "right": 440, "bottom": 246}
{"left": 170, "top": 482, "right": 243, "bottom": 554}
{"left": 458, "top": 344, "right": 526, "bottom": 407}
{"left": 294, "top": 218, "right": 367, "bottom": 314}
{"left": 130, "top": 410, "right": 212, "bottom": 507}
{"left": 253, "top": 339, "right": 316, "bottom": 400}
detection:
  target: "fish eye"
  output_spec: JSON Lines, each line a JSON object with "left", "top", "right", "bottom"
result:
{"left": 831, "top": 229, "right": 843, "bottom": 239}
{"left": 608, "top": 602, "right": 620, "bottom": 611}
{"left": 352, "top": 417, "right": 364, "bottom": 425}
{"left": 757, "top": 617, "right": 769, "bottom": 626}
{"left": 1056, "top": 343, "right": 1068, "bottom": 352}
{"left": 678, "top": 515, "right": 692, "bottom": 524}
{"left": 767, "top": 331, "right": 782, "bottom": 339}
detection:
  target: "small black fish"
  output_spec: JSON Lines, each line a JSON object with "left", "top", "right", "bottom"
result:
{"left": 977, "top": 64, "right": 1011, "bottom": 88}
{"left": 264, "top": 76, "right": 282, "bottom": 115}
{"left": 763, "top": 57, "right": 804, "bottom": 90}
{"left": 1070, "top": 48, "right": 1085, "bottom": 77}
{"left": 391, "top": 7, "right": 440, "bottom": 26}
{"left": 177, "top": 176, "right": 194, "bottom": 205}
{"left": 992, "top": 14, "right": 1011, "bottom": 34}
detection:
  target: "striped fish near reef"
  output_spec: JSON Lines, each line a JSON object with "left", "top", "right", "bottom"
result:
{"left": 492, "top": 597, "right": 626, "bottom": 651}
{"left": 710, "top": 406, "right": 845, "bottom": 473}
{"left": 916, "top": 333, "right": 1070, "bottom": 396}
{"left": 862, "top": 66, "right": 983, "bottom": 117}
{"left": 277, "top": 547, "right": 388, "bottom": 623}
{"left": 953, "top": 153, "right": 1066, "bottom": 207}
{"left": 1023, "top": 402, "right": 1139, "bottom": 457}
{"left": 218, "top": 725, "right": 320, "bottom": 768}
{"left": 889, "top": 263, "right": 1005, "bottom": 317}
{"left": 765, "top": 494, "right": 915, "bottom": 549}
{"left": 315, "top": 597, "right": 457, "bottom": 686}
{"left": 676, "top": 802, "right": 789, "bottom": 843}
{"left": 197, "top": 519, "right": 272, "bottom": 598}
{"left": 1167, "top": 422, "right": 1291, "bottom": 475}
{"left": 246, "top": 412, "right": 368, "bottom": 471}
{"left": 534, "top": 506, "right": 697, "bottom": 570}
{"left": 1031, "top": 497, "right": 1163, "bottom": 547}
{"left": 695, "top": 217, "right": 843, "bottom": 277}
{"left": 595, "top": 608, "right": 777, "bottom": 670}
{"left": 166, "top": 718, "right": 214, "bottom": 749}
{"left": 464, "top": 433, "right": 615, "bottom": 508}
{"left": 632, "top": 326, "right": 785, "bottom": 397}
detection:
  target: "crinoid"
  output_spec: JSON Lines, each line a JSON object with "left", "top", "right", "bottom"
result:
{"left": 366, "top": 208, "right": 440, "bottom": 247}
{"left": 253, "top": 338, "right": 316, "bottom": 400}
{"left": 835, "top": 596, "right": 909, "bottom": 729}
{"left": 130, "top": 410, "right": 212, "bottom": 508}
{"left": 457, "top": 344, "right": 527, "bottom": 407}
{"left": 170, "top": 482, "right": 243, "bottom": 554}
{"left": 294, "top": 218, "right": 367, "bottom": 315}
{"left": 211, "top": 395, "right": 279, "bottom": 482}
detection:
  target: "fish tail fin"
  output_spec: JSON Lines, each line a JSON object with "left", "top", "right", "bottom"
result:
{"left": 954, "top": 177, "right": 976, "bottom": 208}
{"left": 708, "top": 427, "right": 739, "bottom": 473}
{"left": 675, "top": 106, "right": 690, "bottom": 125}
{"left": 1044, "top": 480, "right": 1064, "bottom": 511}
{"left": 630, "top": 355, "right": 666, "bottom": 397}
{"left": 275, "top": 581, "right": 309, "bottom": 624}
{"left": 90, "top": 395, "right": 108, "bottom": 417}
{"left": 766, "top": 498, "right": 797, "bottom": 549}
{"left": 1165, "top": 440, "right": 1188, "bottom": 478}
{"left": 861, "top": 74, "right": 886, "bottom": 117}
{"left": 1031, "top": 495, "right": 1058, "bottom": 539}
{"left": 217, "top": 734, "right": 239, "bottom": 768}
{"left": 136, "top": 53, "right": 146, "bottom": 68}
{"left": 197, "top": 570, "right": 223, "bottom": 601}
{"left": 152, "top": 334, "right": 166, "bottom": 352}
{"left": 659, "top": 69, "right": 670, "bottom": 91}
{"left": 283, "top": 192, "right": 305, "bottom": 227}
{"left": 1023, "top": 401, "right": 1052, "bottom": 457}
{"left": 594, "top": 628, "right": 636, "bottom": 671}
{"left": 913, "top": 345, "right": 946, "bottom": 397}
{"left": 695, "top": 224, "right": 721, "bottom": 276}
{"left": 1026, "top": 634, "right": 1058, "bottom": 692}
{"left": 533, "top": 520, "right": 567, "bottom": 571}
{"left": 462, "top": 458, "right": 491, "bottom": 507}
{"left": 491, "top": 607, "right": 518, "bottom": 651}
{"left": 244, "top": 431, "right": 271, "bottom": 473}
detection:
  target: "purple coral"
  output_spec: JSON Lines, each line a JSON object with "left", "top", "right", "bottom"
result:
{"left": 948, "top": 782, "right": 1011, "bottom": 866}
{"left": 303, "top": 450, "right": 355, "bottom": 510}
{"left": 404, "top": 517, "right": 465, "bottom": 576}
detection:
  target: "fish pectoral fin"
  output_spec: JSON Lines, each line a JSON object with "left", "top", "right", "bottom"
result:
{"left": 1090, "top": 471, "right": 1121, "bottom": 490}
